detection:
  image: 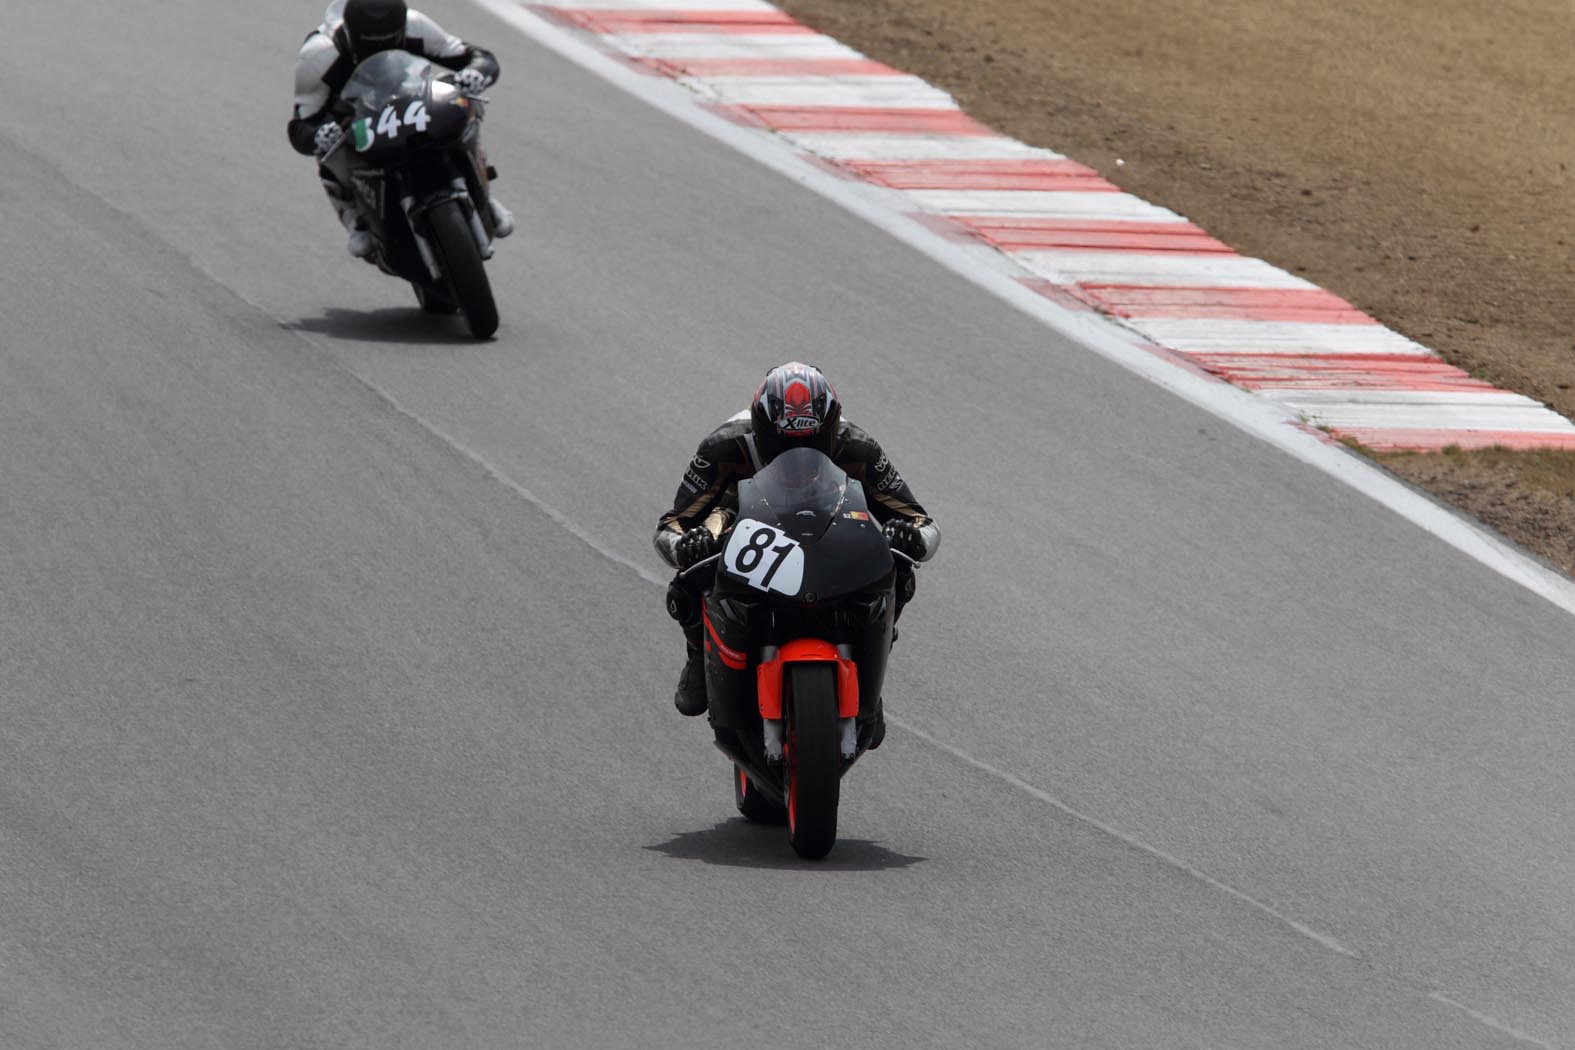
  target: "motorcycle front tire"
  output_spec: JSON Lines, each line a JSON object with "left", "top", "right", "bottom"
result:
{"left": 426, "top": 198, "right": 499, "bottom": 338}
{"left": 785, "top": 663, "right": 841, "bottom": 860}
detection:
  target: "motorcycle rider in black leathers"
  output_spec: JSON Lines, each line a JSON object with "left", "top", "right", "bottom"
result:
{"left": 288, "top": 0, "right": 514, "bottom": 258}
{"left": 655, "top": 363, "right": 941, "bottom": 747}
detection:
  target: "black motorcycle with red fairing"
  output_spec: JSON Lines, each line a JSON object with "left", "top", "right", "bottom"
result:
{"left": 680, "top": 446, "right": 912, "bottom": 860}
{"left": 321, "top": 49, "right": 503, "bottom": 337}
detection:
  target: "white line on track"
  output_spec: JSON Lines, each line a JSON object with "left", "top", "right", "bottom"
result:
{"left": 348, "top": 375, "right": 671, "bottom": 589}
{"left": 1428, "top": 993, "right": 1558, "bottom": 1050}
{"left": 893, "top": 716, "right": 1355, "bottom": 956}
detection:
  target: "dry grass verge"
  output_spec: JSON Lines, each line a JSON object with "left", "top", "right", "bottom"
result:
{"left": 1375, "top": 449, "right": 1575, "bottom": 576}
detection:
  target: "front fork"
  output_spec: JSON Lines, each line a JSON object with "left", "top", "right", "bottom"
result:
{"left": 399, "top": 144, "right": 499, "bottom": 280}
{"left": 401, "top": 181, "right": 493, "bottom": 282}
{"left": 756, "top": 641, "right": 861, "bottom": 762}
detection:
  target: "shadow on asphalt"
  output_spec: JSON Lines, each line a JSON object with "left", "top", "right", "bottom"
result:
{"left": 647, "top": 820, "right": 926, "bottom": 871}
{"left": 285, "top": 307, "right": 489, "bottom": 344}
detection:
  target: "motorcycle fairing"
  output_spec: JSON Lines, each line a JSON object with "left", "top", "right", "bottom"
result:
{"left": 756, "top": 639, "right": 860, "bottom": 719}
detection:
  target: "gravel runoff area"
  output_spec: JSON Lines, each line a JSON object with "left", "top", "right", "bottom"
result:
{"left": 772, "top": 0, "right": 1575, "bottom": 576}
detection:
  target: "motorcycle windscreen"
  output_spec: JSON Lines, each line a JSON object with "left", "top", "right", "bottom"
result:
{"left": 727, "top": 447, "right": 893, "bottom": 601}
{"left": 342, "top": 51, "right": 433, "bottom": 118}
{"left": 740, "top": 446, "right": 847, "bottom": 542}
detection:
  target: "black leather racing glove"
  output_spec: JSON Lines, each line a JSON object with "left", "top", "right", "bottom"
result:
{"left": 676, "top": 526, "right": 718, "bottom": 569}
{"left": 883, "top": 520, "right": 927, "bottom": 560}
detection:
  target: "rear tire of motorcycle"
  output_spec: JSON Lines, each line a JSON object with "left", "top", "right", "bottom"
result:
{"left": 427, "top": 199, "right": 498, "bottom": 338}
{"left": 785, "top": 663, "right": 841, "bottom": 860}
{"left": 734, "top": 764, "right": 786, "bottom": 824}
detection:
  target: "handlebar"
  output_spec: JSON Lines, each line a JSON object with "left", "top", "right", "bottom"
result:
{"left": 677, "top": 552, "right": 723, "bottom": 580}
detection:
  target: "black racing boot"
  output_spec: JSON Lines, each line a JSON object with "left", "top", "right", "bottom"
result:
{"left": 867, "top": 696, "right": 887, "bottom": 751}
{"left": 673, "top": 643, "right": 708, "bottom": 717}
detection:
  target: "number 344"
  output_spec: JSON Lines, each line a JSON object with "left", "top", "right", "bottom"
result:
{"left": 375, "top": 100, "right": 431, "bottom": 139}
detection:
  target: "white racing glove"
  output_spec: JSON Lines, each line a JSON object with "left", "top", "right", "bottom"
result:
{"left": 453, "top": 68, "right": 490, "bottom": 96}
{"left": 314, "top": 121, "right": 345, "bottom": 156}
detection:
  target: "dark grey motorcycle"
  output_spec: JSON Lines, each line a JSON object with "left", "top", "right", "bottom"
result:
{"left": 322, "top": 49, "right": 503, "bottom": 337}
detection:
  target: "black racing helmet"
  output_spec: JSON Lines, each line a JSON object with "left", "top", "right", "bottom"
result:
{"left": 343, "top": 0, "right": 408, "bottom": 61}
{"left": 749, "top": 362, "right": 842, "bottom": 462}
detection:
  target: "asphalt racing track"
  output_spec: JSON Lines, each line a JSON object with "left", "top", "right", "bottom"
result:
{"left": 1, "top": 2, "right": 1573, "bottom": 1047}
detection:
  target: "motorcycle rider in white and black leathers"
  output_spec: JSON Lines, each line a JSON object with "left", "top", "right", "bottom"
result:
{"left": 655, "top": 363, "right": 941, "bottom": 747}
{"left": 288, "top": 0, "right": 514, "bottom": 258}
